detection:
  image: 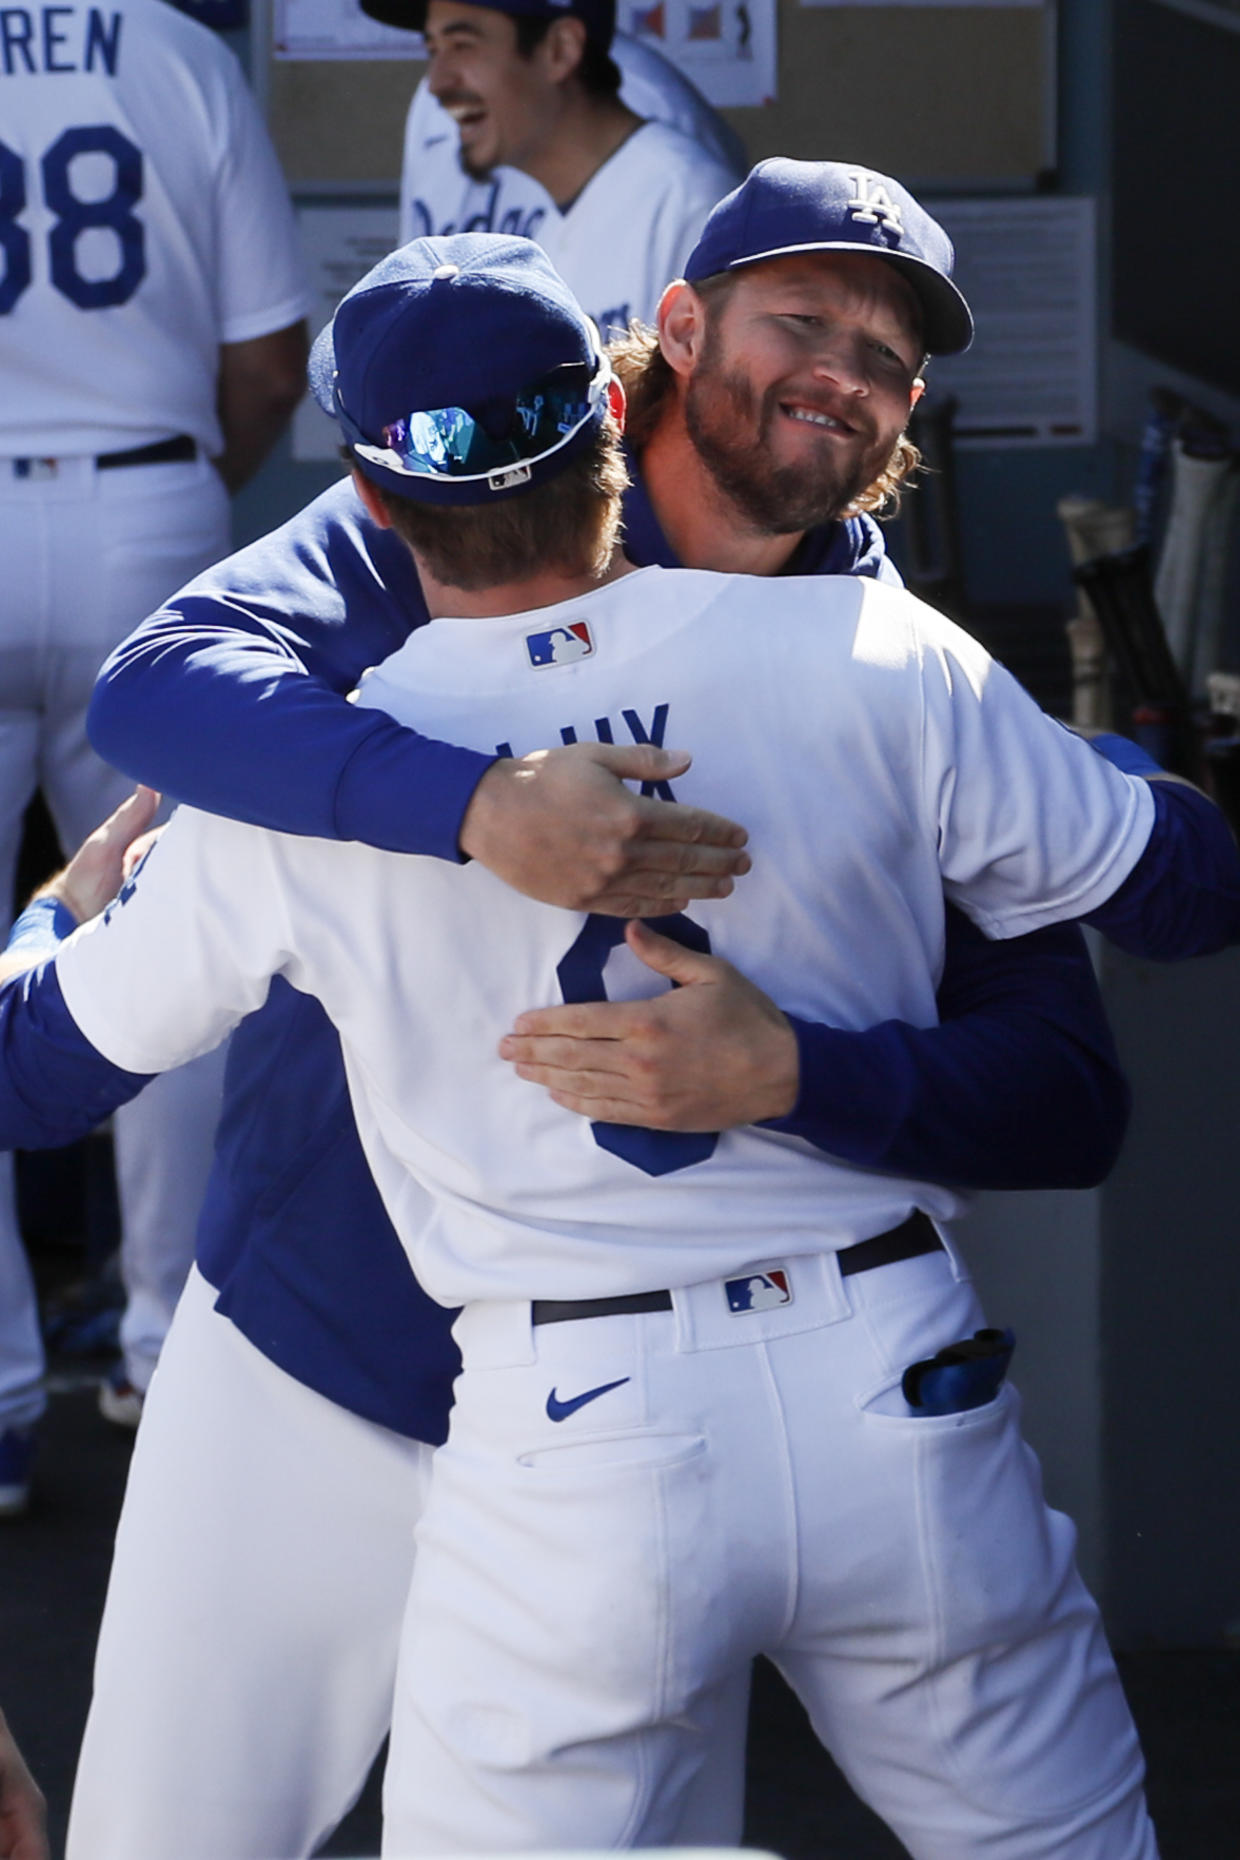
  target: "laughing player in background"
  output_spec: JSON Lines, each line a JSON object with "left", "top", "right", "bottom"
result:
{"left": 0, "top": 231, "right": 1228, "bottom": 1857}
{"left": 394, "top": 22, "right": 745, "bottom": 253}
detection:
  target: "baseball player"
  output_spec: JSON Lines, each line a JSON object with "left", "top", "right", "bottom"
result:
{"left": 0, "top": 0, "right": 310, "bottom": 1492}
{"left": 398, "top": 23, "right": 746, "bottom": 231}
{"left": 54, "top": 171, "right": 1234, "bottom": 1856}
{"left": 393, "top": 26, "right": 744, "bottom": 247}
{"left": 372, "top": 0, "right": 742, "bottom": 337}
{"left": 0, "top": 232, "right": 1225, "bottom": 1858}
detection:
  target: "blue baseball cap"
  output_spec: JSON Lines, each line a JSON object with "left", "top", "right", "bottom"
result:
{"left": 684, "top": 158, "right": 973, "bottom": 357}
{"left": 359, "top": 0, "right": 616, "bottom": 51}
{"left": 310, "top": 233, "right": 611, "bottom": 505}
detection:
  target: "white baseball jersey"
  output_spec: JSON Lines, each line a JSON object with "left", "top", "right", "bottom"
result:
{"left": 0, "top": 0, "right": 310, "bottom": 456}
{"left": 54, "top": 567, "right": 1153, "bottom": 1309}
{"left": 400, "top": 76, "right": 740, "bottom": 336}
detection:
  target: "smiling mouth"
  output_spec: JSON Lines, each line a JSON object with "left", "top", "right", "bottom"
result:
{"left": 782, "top": 404, "right": 853, "bottom": 435}
{"left": 443, "top": 99, "right": 486, "bottom": 132}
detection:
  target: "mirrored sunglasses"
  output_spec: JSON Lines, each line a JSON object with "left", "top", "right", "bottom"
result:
{"left": 337, "top": 358, "right": 611, "bottom": 491}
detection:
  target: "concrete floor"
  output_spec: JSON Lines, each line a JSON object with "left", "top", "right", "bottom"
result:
{"left": 2, "top": 1370, "right": 1239, "bottom": 1859}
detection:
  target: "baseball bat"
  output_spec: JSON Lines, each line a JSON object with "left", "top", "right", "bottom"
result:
{"left": 1057, "top": 496, "right": 1135, "bottom": 731}
{"left": 1154, "top": 428, "right": 1232, "bottom": 686}
{"left": 1073, "top": 546, "right": 1191, "bottom": 770}
{"left": 1189, "top": 458, "right": 1240, "bottom": 698}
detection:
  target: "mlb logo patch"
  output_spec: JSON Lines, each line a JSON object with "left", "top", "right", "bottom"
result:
{"left": 526, "top": 621, "right": 593, "bottom": 667}
{"left": 725, "top": 1268, "right": 792, "bottom": 1314}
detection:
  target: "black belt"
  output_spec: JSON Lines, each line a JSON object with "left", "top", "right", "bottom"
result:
{"left": 530, "top": 1210, "right": 943, "bottom": 1327}
{"left": 96, "top": 434, "right": 196, "bottom": 470}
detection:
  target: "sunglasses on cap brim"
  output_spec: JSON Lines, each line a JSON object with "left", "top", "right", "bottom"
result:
{"left": 335, "top": 356, "right": 613, "bottom": 492}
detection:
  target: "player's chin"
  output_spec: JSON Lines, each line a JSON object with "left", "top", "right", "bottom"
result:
{"left": 458, "top": 128, "right": 497, "bottom": 178}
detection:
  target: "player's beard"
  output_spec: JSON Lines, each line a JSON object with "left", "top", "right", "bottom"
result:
{"left": 683, "top": 343, "right": 891, "bottom": 536}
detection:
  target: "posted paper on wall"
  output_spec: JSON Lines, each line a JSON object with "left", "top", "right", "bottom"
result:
{"left": 617, "top": 0, "right": 776, "bottom": 106}
{"left": 924, "top": 197, "right": 1097, "bottom": 448}
{"left": 292, "top": 206, "right": 399, "bottom": 461}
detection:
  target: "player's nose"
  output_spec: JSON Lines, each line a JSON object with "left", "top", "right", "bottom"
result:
{"left": 426, "top": 50, "right": 456, "bottom": 96}
{"left": 808, "top": 328, "right": 869, "bottom": 396}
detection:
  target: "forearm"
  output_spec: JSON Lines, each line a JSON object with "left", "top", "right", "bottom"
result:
{"left": 88, "top": 619, "right": 491, "bottom": 859}
{"left": 766, "top": 1008, "right": 1127, "bottom": 1190}
{"left": 764, "top": 913, "right": 1127, "bottom": 1189}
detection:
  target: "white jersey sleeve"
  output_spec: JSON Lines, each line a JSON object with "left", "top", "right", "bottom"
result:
{"left": 1, "top": 0, "right": 310, "bottom": 457}
{"left": 210, "top": 49, "right": 312, "bottom": 346}
{"left": 875, "top": 586, "right": 1157, "bottom": 935}
{"left": 55, "top": 807, "right": 289, "bottom": 1074}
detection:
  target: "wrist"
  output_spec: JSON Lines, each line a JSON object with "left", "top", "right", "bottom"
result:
{"left": 457, "top": 756, "right": 514, "bottom": 867}
{"left": 750, "top": 1010, "right": 800, "bottom": 1123}
{"left": 8, "top": 892, "right": 80, "bottom": 956}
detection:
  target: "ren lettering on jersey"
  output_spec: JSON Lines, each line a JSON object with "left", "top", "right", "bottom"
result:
{"left": 496, "top": 702, "right": 676, "bottom": 801}
{"left": 0, "top": 7, "right": 123, "bottom": 75}
{"left": 1, "top": 7, "right": 122, "bottom": 76}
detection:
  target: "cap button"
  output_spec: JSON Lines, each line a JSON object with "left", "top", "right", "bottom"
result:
{"left": 432, "top": 264, "right": 461, "bottom": 281}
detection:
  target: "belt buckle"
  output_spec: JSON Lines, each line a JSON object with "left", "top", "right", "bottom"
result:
{"left": 14, "top": 458, "right": 59, "bottom": 481}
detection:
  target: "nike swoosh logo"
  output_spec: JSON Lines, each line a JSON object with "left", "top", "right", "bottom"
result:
{"left": 546, "top": 1377, "right": 630, "bottom": 1422}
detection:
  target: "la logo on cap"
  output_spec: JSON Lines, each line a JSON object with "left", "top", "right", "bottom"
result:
{"left": 846, "top": 170, "right": 904, "bottom": 236}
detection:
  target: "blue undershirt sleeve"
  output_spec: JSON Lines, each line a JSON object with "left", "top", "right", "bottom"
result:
{"left": 760, "top": 910, "right": 1129, "bottom": 1189}
{"left": 1082, "top": 780, "right": 1240, "bottom": 957}
{"left": 0, "top": 960, "right": 154, "bottom": 1151}
{"left": 1079, "top": 735, "right": 1240, "bottom": 955}
{"left": 87, "top": 606, "right": 494, "bottom": 863}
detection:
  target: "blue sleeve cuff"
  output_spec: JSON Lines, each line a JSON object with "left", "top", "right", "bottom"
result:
{"left": 1087, "top": 732, "right": 1165, "bottom": 777}
{"left": 762, "top": 1016, "right": 913, "bottom": 1166}
{"left": 6, "top": 898, "right": 78, "bottom": 958}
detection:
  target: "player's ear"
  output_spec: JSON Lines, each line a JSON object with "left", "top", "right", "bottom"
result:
{"left": 351, "top": 467, "right": 393, "bottom": 529}
{"left": 909, "top": 376, "right": 926, "bottom": 412}
{"left": 657, "top": 281, "right": 704, "bottom": 381}
{"left": 543, "top": 14, "right": 586, "bottom": 83}
{"left": 607, "top": 374, "right": 626, "bottom": 433}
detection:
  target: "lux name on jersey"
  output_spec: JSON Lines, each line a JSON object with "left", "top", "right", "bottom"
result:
{"left": 496, "top": 702, "right": 677, "bottom": 800}
{"left": 1, "top": 6, "right": 122, "bottom": 75}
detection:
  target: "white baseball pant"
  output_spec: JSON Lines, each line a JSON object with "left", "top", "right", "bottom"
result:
{"left": 68, "top": 1265, "right": 749, "bottom": 1858}
{"left": 0, "top": 452, "right": 230, "bottom": 1422}
{"left": 384, "top": 1242, "right": 1158, "bottom": 1859}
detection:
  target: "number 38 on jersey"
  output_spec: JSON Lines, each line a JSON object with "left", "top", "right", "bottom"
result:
{"left": 0, "top": 125, "right": 146, "bottom": 315}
